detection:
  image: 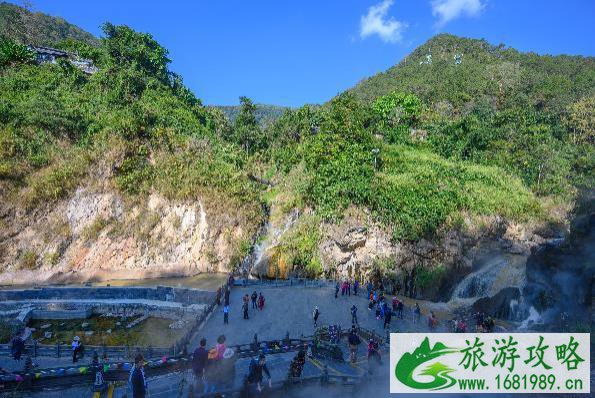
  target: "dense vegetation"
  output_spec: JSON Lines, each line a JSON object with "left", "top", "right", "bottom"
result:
{"left": 0, "top": 2, "right": 98, "bottom": 46}
{"left": 0, "top": 8, "right": 593, "bottom": 276}
{"left": 211, "top": 103, "right": 288, "bottom": 127}
{"left": 0, "top": 22, "right": 261, "bottom": 227}
{"left": 347, "top": 34, "right": 594, "bottom": 197}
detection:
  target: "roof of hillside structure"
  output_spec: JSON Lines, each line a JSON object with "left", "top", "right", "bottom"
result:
{"left": 27, "top": 45, "right": 74, "bottom": 57}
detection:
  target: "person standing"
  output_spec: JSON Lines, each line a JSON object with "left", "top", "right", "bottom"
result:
{"left": 367, "top": 339, "right": 381, "bottom": 375}
{"left": 11, "top": 332, "right": 24, "bottom": 361}
{"left": 251, "top": 291, "right": 258, "bottom": 309}
{"left": 347, "top": 326, "right": 361, "bottom": 363}
{"left": 366, "top": 281, "right": 373, "bottom": 299}
{"left": 384, "top": 308, "right": 392, "bottom": 329}
{"left": 246, "top": 354, "right": 272, "bottom": 394}
{"left": 413, "top": 303, "right": 421, "bottom": 324}
{"left": 242, "top": 300, "right": 249, "bottom": 320}
{"left": 335, "top": 282, "right": 340, "bottom": 299}
{"left": 397, "top": 300, "right": 404, "bottom": 319}
{"left": 192, "top": 338, "right": 208, "bottom": 393}
{"left": 347, "top": 280, "right": 351, "bottom": 296}
{"left": 224, "top": 286, "right": 230, "bottom": 306}
{"left": 71, "top": 336, "right": 82, "bottom": 363}
{"left": 258, "top": 293, "right": 265, "bottom": 310}
{"left": 428, "top": 311, "right": 438, "bottom": 330}
{"left": 354, "top": 280, "right": 359, "bottom": 296}
{"left": 215, "top": 335, "right": 227, "bottom": 360}
{"left": 381, "top": 301, "right": 389, "bottom": 320}
{"left": 288, "top": 349, "right": 306, "bottom": 379}
{"left": 216, "top": 287, "right": 222, "bottom": 306}
{"left": 350, "top": 304, "right": 358, "bottom": 325}
{"left": 312, "top": 306, "right": 320, "bottom": 327}
{"left": 223, "top": 304, "right": 230, "bottom": 324}
{"left": 130, "top": 354, "right": 147, "bottom": 398}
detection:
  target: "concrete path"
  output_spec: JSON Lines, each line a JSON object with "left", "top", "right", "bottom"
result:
{"left": 0, "top": 356, "right": 84, "bottom": 372}
{"left": 193, "top": 285, "right": 447, "bottom": 349}
{"left": 1, "top": 285, "right": 452, "bottom": 397}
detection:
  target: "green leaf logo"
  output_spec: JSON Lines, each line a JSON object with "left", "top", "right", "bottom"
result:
{"left": 395, "top": 337, "right": 459, "bottom": 390}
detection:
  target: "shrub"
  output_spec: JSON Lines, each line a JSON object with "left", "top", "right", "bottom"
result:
{"left": 19, "top": 249, "right": 38, "bottom": 270}
{"left": 82, "top": 217, "right": 112, "bottom": 241}
{"left": 416, "top": 265, "right": 445, "bottom": 290}
{"left": 272, "top": 215, "right": 322, "bottom": 278}
{"left": 44, "top": 251, "right": 60, "bottom": 266}
{"left": 0, "top": 319, "right": 21, "bottom": 344}
{"left": 371, "top": 145, "right": 541, "bottom": 241}
{"left": 21, "top": 148, "right": 91, "bottom": 209}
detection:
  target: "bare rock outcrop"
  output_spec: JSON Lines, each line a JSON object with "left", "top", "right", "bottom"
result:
{"left": 0, "top": 187, "right": 250, "bottom": 285}
{"left": 317, "top": 209, "right": 556, "bottom": 301}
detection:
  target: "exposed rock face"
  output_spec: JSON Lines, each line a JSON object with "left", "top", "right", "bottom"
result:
{"left": 472, "top": 287, "right": 521, "bottom": 320}
{"left": 320, "top": 221, "right": 393, "bottom": 280}
{"left": 66, "top": 189, "right": 123, "bottom": 236}
{"left": 317, "top": 209, "right": 558, "bottom": 302}
{"left": 0, "top": 187, "right": 250, "bottom": 285}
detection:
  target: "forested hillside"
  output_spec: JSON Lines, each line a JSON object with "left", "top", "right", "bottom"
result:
{"left": 0, "top": 2, "right": 98, "bottom": 46}
{"left": 0, "top": 10, "right": 593, "bottom": 281}
{"left": 346, "top": 34, "right": 594, "bottom": 196}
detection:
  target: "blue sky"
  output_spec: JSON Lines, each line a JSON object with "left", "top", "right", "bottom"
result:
{"left": 13, "top": 0, "right": 595, "bottom": 106}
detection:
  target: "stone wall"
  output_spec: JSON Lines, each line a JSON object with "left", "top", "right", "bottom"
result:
{"left": 30, "top": 308, "right": 92, "bottom": 320}
{"left": 0, "top": 286, "right": 215, "bottom": 306}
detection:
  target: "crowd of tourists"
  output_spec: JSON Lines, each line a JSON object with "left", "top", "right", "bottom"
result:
{"left": 5, "top": 272, "right": 501, "bottom": 397}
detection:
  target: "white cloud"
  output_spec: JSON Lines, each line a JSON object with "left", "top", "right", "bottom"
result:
{"left": 431, "top": 0, "right": 484, "bottom": 26}
{"left": 360, "top": 0, "right": 407, "bottom": 44}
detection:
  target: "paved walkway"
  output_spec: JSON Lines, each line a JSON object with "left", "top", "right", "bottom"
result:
{"left": 0, "top": 356, "right": 81, "bottom": 372}
{"left": 0, "top": 285, "right": 445, "bottom": 374}
{"left": 2, "top": 285, "right": 507, "bottom": 398}
{"left": 194, "top": 285, "right": 446, "bottom": 349}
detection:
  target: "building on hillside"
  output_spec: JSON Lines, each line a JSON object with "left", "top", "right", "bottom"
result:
{"left": 27, "top": 45, "right": 98, "bottom": 74}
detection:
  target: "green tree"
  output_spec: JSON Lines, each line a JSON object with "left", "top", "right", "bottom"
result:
{"left": 56, "top": 38, "right": 103, "bottom": 64}
{"left": 101, "top": 22, "right": 170, "bottom": 82}
{"left": 233, "top": 96, "right": 265, "bottom": 153}
{"left": 372, "top": 91, "right": 421, "bottom": 144}
{"left": 564, "top": 95, "right": 594, "bottom": 145}
{"left": 303, "top": 93, "right": 374, "bottom": 217}
{"left": 373, "top": 91, "right": 421, "bottom": 127}
{"left": 0, "top": 37, "right": 34, "bottom": 69}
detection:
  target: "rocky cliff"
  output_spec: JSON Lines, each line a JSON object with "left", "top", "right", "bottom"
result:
{"left": 246, "top": 203, "right": 566, "bottom": 302}
{"left": 0, "top": 186, "right": 252, "bottom": 285}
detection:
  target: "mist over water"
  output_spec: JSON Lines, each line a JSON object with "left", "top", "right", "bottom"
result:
{"left": 521, "top": 213, "right": 594, "bottom": 331}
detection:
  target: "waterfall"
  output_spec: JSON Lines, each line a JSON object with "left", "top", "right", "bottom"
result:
{"left": 518, "top": 306, "right": 542, "bottom": 329}
{"left": 239, "top": 208, "right": 300, "bottom": 278}
{"left": 450, "top": 251, "right": 527, "bottom": 304}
